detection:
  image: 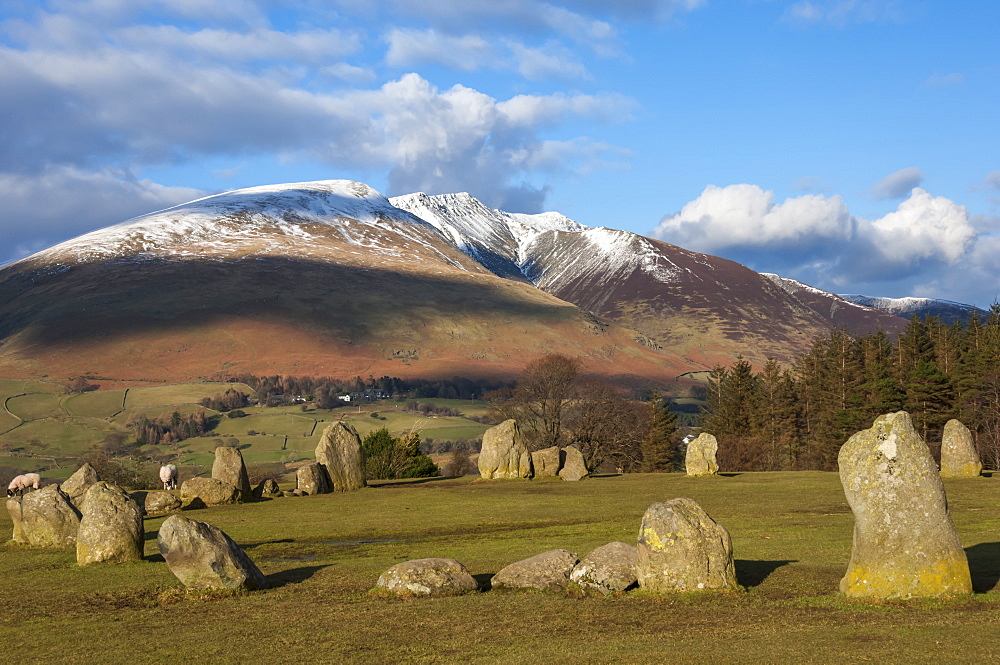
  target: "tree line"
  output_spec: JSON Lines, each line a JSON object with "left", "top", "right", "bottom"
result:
{"left": 702, "top": 306, "right": 1000, "bottom": 471}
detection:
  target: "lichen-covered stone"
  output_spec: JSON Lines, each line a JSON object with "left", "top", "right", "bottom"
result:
{"left": 636, "top": 498, "right": 737, "bottom": 592}
{"left": 839, "top": 411, "right": 971, "bottom": 598}
{"left": 478, "top": 419, "right": 533, "bottom": 480}
{"left": 180, "top": 477, "right": 241, "bottom": 507}
{"left": 492, "top": 549, "right": 578, "bottom": 592}
{"left": 157, "top": 515, "right": 267, "bottom": 591}
{"left": 685, "top": 433, "right": 719, "bottom": 477}
{"left": 253, "top": 478, "right": 282, "bottom": 499}
{"left": 558, "top": 446, "right": 589, "bottom": 481}
{"left": 77, "top": 482, "right": 143, "bottom": 565}
{"left": 9, "top": 485, "right": 80, "bottom": 547}
{"left": 531, "top": 446, "right": 562, "bottom": 477}
{"left": 940, "top": 419, "right": 982, "bottom": 479}
{"left": 315, "top": 422, "right": 366, "bottom": 492}
{"left": 375, "top": 558, "right": 478, "bottom": 597}
{"left": 131, "top": 490, "right": 182, "bottom": 515}
{"left": 295, "top": 463, "right": 329, "bottom": 495}
{"left": 570, "top": 542, "right": 638, "bottom": 595}
{"left": 212, "top": 446, "right": 251, "bottom": 501}
{"left": 61, "top": 463, "right": 100, "bottom": 507}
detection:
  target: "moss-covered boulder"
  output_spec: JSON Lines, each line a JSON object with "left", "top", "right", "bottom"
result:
{"left": 570, "top": 541, "right": 638, "bottom": 595}
{"left": 492, "top": 549, "right": 578, "bottom": 592}
{"left": 77, "top": 482, "right": 143, "bottom": 565}
{"left": 839, "top": 411, "right": 971, "bottom": 598}
{"left": 61, "top": 463, "right": 100, "bottom": 507}
{"left": 180, "top": 477, "right": 241, "bottom": 507}
{"left": 685, "top": 433, "right": 719, "bottom": 477}
{"left": 531, "top": 446, "right": 562, "bottom": 477}
{"left": 558, "top": 446, "right": 589, "bottom": 481}
{"left": 636, "top": 498, "right": 737, "bottom": 592}
{"left": 478, "top": 419, "right": 533, "bottom": 480}
{"left": 315, "top": 422, "right": 366, "bottom": 492}
{"left": 295, "top": 462, "right": 329, "bottom": 495}
{"left": 940, "top": 419, "right": 982, "bottom": 479}
{"left": 375, "top": 558, "right": 478, "bottom": 597}
{"left": 9, "top": 485, "right": 80, "bottom": 547}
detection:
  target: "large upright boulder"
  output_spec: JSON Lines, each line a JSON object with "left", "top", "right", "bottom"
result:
{"left": 212, "top": 446, "right": 251, "bottom": 501}
{"left": 61, "top": 463, "right": 100, "bottom": 507}
{"left": 315, "top": 422, "right": 366, "bottom": 492}
{"left": 77, "top": 482, "right": 144, "bottom": 565}
{"left": 376, "top": 558, "right": 478, "bottom": 597}
{"left": 478, "top": 420, "right": 533, "bottom": 480}
{"left": 157, "top": 515, "right": 267, "bottom": 591}
{"left": 839, "top": 411, "right": 972, "bottom": 598}
{"left": 296, "top": 463, "right": 329, "bottom": 495}
{"left": 180, "top": 477, "right": 241, "bottom": 508}
{"left": 636, "top": 498, "right": 737, "bottom": 592}
{"left": 685, "top": 433, "right": 719, "bottom": 477}
{"left": 531, "top": 446, "right": 562, "bottom": 477}
{"left": 940, "top": 419, "right": 982, "bottom": 479}
{"left": 8, "top": 485, "right": 80, "bottom": 547}
{"left": 558, "top": 446, "right": 589, "bottom": 481}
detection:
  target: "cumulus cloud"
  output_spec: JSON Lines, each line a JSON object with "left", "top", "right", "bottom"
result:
{"left": 651, "top": 184, "right": 986, "bottom": 301}
{"left": 0, "top": 167, "right": 204, "bottom": 265}
{"left": 384, "top": 28, "right": 498, "bottom": 71}
{"left": 869, "top": 166, "right": 924, "bottom": 200}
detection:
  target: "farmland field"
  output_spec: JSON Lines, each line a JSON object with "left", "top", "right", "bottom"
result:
{"left": 123, "top": 382, "right": 256, "bottom": 409}
{"left": 1, "top": 472, "right": 998, "bottom": 663}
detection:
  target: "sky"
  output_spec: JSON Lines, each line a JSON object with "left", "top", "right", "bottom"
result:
{"left": 1, "top": 0, "right": 998, "bottom": 305}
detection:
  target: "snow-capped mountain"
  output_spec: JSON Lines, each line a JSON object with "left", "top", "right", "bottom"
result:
{"left": 839, "top": 294, "right": 987, "bottom": 325}
{"left": 0, "top": 180, "right": 910, "bottom": 384}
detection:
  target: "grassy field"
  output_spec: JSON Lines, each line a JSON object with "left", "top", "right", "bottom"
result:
{"left": 123, "top": 382, "right": 256, "bottom": 409}
{"left": 1, "top": 472, "right": 999, "bottom": 663}
{"left": 64, "top": 389, "right": 127, "bottom": 418}
{"left": 6, "top": 393, "right": 66, "bottom": 420}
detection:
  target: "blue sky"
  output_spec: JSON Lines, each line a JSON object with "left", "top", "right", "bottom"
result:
{"left": 1, "top": 0, "right": 998, "bottom": 305}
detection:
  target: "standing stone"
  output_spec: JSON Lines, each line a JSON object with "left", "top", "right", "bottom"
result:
{"left": 77, "top": 482, "right": 143, "bottom": 565}
{"left": 376, "top": 558, "right": 479, "bottom": 597}
{"left": 940, "top": 419, "right": 982, "bottom": 479}
{"left": 636, "top": 498, "right": 737, "bottom": 592}
{"left": 212, "top": 446, "right": 251, "bottom": 501}
{"left": 61, "top": 463, "right": 100, "bottom": 507}
{"left": 531, "top": 446, "right": 563, "bottom": 477}
{"left": 491, "top": 549, "right": 578, "bottom": 592}
{"left": 570, "top": 542, "right": 639, "bottom": 595}
{"left": 10, "top": 485, "right": 81, "bottom": 547}
{"left": 6, "top": 497, "right": 26, "bottom": 543}
{"left": 180, "top": 477, "right": 241, "bottom": 507}
{"left": 478, "top": 420, "right": 533, "bottom": 480}
{"left": 839, "top": 412, "right": 972, "bottom": 598}
{"left": 315, "top": 422, "right": 366, "bottom": 492}
{"left": 296, "top": 463, "right": 329, "bottom": 496}
{"left": 559, "top": 446, "right": 589, "bottom": 481}
{"left": 685, "top": 433, "right": 719, "bottom": 477}
{"left": 157, "top": 515, "right": 267, "bottom": 591}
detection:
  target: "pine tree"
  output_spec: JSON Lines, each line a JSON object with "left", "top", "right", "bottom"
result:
{"left": 641, "top": 391, "right": 677, "bottom": 472}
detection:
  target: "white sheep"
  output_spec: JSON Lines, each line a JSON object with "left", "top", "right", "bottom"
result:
{"left": 7, "top": 472, "right": 41, "bottom": 498}
{"left": 159, "top": 464, "right": 178, "bottom": 490}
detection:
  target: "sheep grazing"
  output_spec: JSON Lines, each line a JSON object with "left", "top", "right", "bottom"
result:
{"left": 160, "top": 464, "right": 179, "bottom": 490}
{"left": 7, "top": 472, "right": 41, "bottom": 498}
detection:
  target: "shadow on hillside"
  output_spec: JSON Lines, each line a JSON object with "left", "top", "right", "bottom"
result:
{"left": 735, "top": 559, "right": 796, "bottom": 588}
{"left": 965, "top": 542, "right": 1000, "bottom": 593}
{"left": 266, "top": 564, "right": 331, "bottom": 588}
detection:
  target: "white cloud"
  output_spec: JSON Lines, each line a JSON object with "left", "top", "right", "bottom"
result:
{"left": 925, "top": 72, "right": 965, "bottom": 88}
{"left": 651, "top": 184, "right": 985, "bottom": 301}
{"left": 508, "top": 41, "right": 591, "bottom": 80}
{"left": 984, "top": 170, "right": 1000, "bottom": 190}
{"left": 783, "top": 0, "right": 908, "bottom": 27}
{"left": 869, "top": 166, "right": 923, "bottom": 200}
{"left": 0, "top": 167, "right": 204, "bottom": 265}
{"left": 384, "top": 28, "right": 498, "bottom": 71}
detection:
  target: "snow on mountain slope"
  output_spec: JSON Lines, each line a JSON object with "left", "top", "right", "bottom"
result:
{"left": 15, "top": 180, "right": 479, "bottom": 273}
{"left": 839, "top": 294, "right": 986, "bottom": 324}
{"left": 760, "top": 273, "right": 907, "bottom": 335}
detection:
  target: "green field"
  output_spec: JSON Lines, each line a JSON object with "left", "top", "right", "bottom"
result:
{"left": 64, "top": 390, "right": 127, "bottom": 418}
{"left": 6, "top": 393, "right": 66, "bottom": 420}
{"left": 1, "top": 472, "right": 998, "bottom": 663}
{"left": 213, "top": 413, "right": 317, "bottom": 437}
{"left": 123, "top": 382, "right": 256, "bottom": 409}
